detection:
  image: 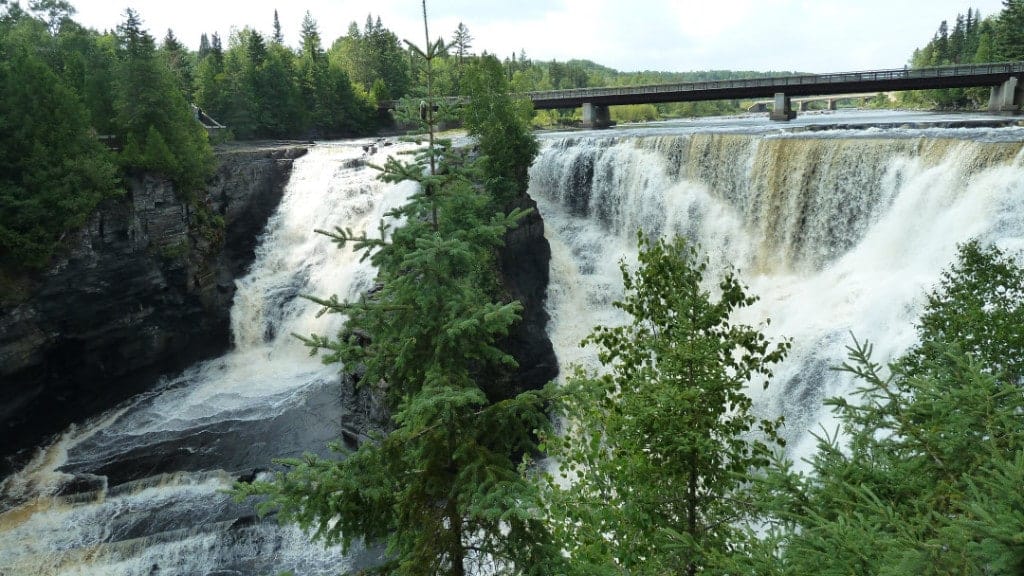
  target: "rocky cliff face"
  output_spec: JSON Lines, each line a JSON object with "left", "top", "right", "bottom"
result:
{"left": 0, "top": 146, "right": 307, "bottom": 475}
{"left": 497, "top": 194, "right": 558, "bottom": 398}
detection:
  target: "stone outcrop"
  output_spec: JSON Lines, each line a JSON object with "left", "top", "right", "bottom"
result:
{"left": 0, "top": 145, "right": 306, "bottom": 476}
{"left": 494, "top": 193, "right": 559, "bottom": 400}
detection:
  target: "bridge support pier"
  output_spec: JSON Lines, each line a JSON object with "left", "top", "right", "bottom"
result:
{"left": 769, "top": 92, "right": 797, "bottom": 121}
{"left": 989, "top": 77, "right": 1022, "bottom": 114}
{"left": 827, "top": 98, "right": 837, "bottom": 111}
{"left": 582, "top": 102, "right": 613, "bottom": 129}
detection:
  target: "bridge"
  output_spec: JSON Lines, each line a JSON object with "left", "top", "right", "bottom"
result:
{"left": 524, "top": 61, "right": 1024, "bottom": 127}
{"left": 746, "top": 93, "right": 887, "bottom": 113}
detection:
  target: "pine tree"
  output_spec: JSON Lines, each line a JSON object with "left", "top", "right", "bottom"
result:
{"left": 452, "top": 22, "right": 471, "bottom": 68}
{"left": 543, "top": 233, "right": 789, "bottom": 575}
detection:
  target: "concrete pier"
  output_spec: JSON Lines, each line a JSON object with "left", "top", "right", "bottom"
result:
{"left": 770, "top": 93, "right": 797, "bottom": 121}
{"left": 989, "top": 77, "right": 1022, "bottom": 113}
{"left": 582, "top": 102, "right": 613, "bottom": 129}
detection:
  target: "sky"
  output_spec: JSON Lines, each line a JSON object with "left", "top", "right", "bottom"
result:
{"left": 64, "top": 0, "right": 1008, "bottom": 74}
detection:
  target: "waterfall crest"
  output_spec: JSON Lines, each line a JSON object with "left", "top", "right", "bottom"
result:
{"left": 529, "top": 129, "right": 1024, "bottom": 458}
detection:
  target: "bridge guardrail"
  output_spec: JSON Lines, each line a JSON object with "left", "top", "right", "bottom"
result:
{"left": 524, "top": 61, "right": 1024, "bottom": 103}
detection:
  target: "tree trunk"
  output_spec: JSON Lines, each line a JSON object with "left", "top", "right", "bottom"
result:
{"left": 447, "top": 496, "right": 465, "bottom": 576}
{"left": 686, "top": 454, "right": 698, "bottom": 576}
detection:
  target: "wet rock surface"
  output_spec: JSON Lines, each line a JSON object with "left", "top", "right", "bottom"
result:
{"left": 0, "top": 146, "right": 307, "bottom": 478}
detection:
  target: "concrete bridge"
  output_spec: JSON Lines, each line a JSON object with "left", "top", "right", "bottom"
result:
{"left": 525, "top": 61, "right": 1024, "bottom": 127}
{"left": 746, "top": 93, "right": 888, "bottom": 113}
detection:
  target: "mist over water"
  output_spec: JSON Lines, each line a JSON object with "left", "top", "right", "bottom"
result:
{"left": 3, "top": 112, "right": 1024, "bottom": 574}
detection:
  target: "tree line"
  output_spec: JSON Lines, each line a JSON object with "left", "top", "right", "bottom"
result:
{"left": 1, "top": 1, "right": 214, "bottom": 273}
{"left": 900, "top": 1, "right": 1024, "bottom": 108}
{"left": 0, "top": 2, "right": 417, "bottom": 274}
{"left": 0, "top": 0, "right": 801, "bottom": 275}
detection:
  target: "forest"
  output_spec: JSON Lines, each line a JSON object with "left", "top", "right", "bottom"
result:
{"left": 6, "top": 0, "right": 1021, "bottom": 274}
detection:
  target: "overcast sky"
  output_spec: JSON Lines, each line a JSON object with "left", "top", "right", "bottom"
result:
{"left": 65, "top": 1, "right": 1006, "bottom": 73}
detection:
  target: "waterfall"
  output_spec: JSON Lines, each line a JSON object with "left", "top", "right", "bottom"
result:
{"left": 529, "top": 127, "right": 1024, "bottom": 461}
{"left": 4, "top": 116, "right": 1024, "bottom": 575}
{"left": 0, "top": 142, "right": 414, "bottom": 576}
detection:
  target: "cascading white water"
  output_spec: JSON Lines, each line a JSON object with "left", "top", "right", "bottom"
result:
{"left": 4, "top": 113, "right": 1024, "bottom": 575}
{"left": 529, "top": 120, "right": 1024, "bottom": 463}
{"left": 0, "top": 142, "right": 415, "bottom": 576}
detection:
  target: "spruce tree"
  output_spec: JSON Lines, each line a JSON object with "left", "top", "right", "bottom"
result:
{"left": 997, "top": 0, "right": 1024, "bottom": 60}
{"left": 272, "top": 9, "right": 283, "bottom": 44}
{"left": 755, "top": 241, "right": 1024, "bottom": 575}
{"left": 234, "top": 4, "right": 563, "bottom": 574}
{"left": 113, "top": 9, "right": 213, "bottom": 194}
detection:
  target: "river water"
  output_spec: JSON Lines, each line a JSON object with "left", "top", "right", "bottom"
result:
{"left": 2, "top": 110, "right": 1024, "bottom": 574}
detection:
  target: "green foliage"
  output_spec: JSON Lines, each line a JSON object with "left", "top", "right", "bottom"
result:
{"left": 756, "top": 241, "right": 1024, "bottom": 575}
{"left": 900, "top": 7, "right": 1009, "bottom": 109}
{"left": 0, "top": 15, "right": 120, "bottom": 269}
{"left": 195, "top": 17, "right": 377, "bottom": 140}
{"left": 462, "top": 55, "right": 538, "bottom": 204}
{"left": 609, "top": 103, "right": 659, "bottom": 124}
{"left": 996, "top": 0, "right": 1024, "bottom": 60}
{"left": 234, "top": 5, "right": 562, "bottom": 574}
{"left": 328, "top": 14, "right": 411, "bottom": 101}
{"left": 113, "top": 9, "right": 214, "bottom": 194}
{"left": 543, "top": 233, "right": 790, "bottom": 575}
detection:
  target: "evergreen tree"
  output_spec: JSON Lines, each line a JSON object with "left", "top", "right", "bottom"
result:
{"left": 997, "top": 0, "right": 1024, "bottom": 60}
{"left": 935, "top": 20, "right": 950, "bottom": 63}
{"left": 450, "top": 21, "right": 472, "bottom": 92}
{"left": 950, "top": 14, "right": 966, "bottom": 63}
{"left": 543, "top": 233, "right": 789, "bottom": 575}
{"left": 461, "top": 55, "right": 537, "bottom": 203}
{"left": 272, "top": 9, "right": 283, "bottom": 44}
{"left": 260, "top": 40, "right": 304, "bottom": 137}
{"left": 756, "top": 241, "right": 1024, "bottom": 575}
{"left": 197, "top": 32, "right": 210, "bottom": 60}
{"left": 297, "top": 11, "right": 327, "bottom": 133}
{"left": 0, "top": 16, "right": 120, "bottom": 269}
{"left": 113, "top": 9, "right": 214, "bottom": 193}
{"left": 210, "top": 31, "right": 222, "bottom": 63}
{"left": 452, "top": 22, "right": 472, "bottom": 66}
{"left": 328, "top": 13, "right": 410, "bottom": 100}
{"left": 160, "top": 28, "right": 193, "bottom": 100}
{"left": 234, "top": 4, "right": 562, "bottom": 574}
{"left": 27, "top": 0, "right": 73, "bottom": 33}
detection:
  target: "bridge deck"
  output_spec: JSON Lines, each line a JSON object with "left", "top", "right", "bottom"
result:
{"left": 525, "top": 62, "right": 1024, "bottom": 109}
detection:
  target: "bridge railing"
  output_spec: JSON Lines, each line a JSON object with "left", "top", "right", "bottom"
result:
{"left": 524, "top": 61, "right": 1024, "bottom": 102}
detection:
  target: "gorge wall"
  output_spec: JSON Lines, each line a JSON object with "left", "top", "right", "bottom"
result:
{"left": 0, "top": 145, "right": 307, "bottom": 475}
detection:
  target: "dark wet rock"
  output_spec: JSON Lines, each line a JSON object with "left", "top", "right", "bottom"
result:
{"left": 493, "top": 193, "right": 559, "bottom": 400}
{"left": 0, "top": 146, "right": 307, "bottom": 478}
